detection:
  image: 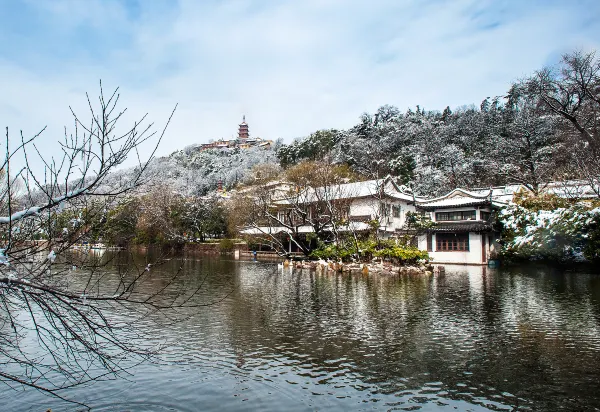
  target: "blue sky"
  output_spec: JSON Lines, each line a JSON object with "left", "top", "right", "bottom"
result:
{"left": 1, "top": 0, "right": 599, "bottom": 165}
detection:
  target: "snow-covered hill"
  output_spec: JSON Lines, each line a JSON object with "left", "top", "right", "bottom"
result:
{"left": 102, "top": 145, "right": 280, "bottom": 197}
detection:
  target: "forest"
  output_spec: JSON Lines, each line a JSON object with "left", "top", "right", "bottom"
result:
{"left": 278, "top": 50, "right": 599, "bottom": 198}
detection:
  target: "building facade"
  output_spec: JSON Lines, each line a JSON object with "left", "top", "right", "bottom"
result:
{"left": 241, "top": 177, "right": 419, "bottom": 239}
{"left": 416, "top": 189, "right": 505, "bottom": 265}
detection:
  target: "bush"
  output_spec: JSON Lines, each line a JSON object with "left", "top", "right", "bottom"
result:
{"left": 218, "top": 238, "right": 235, "bottom": 252}
{"left": 499, "top": 203, "right": 600, "bottom": 263}
{"left": 513, "top": 191, "right": 572, "bottom": 212}
{"left": 310, "top": 237, "right": 428, "bottom": 265}
{"left": 373, "top": 245, "right": 429, "bottom": 265}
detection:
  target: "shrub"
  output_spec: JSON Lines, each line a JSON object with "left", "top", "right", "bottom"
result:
{"left": 373, "top": 245, "right": 429, "bottom": 265}
{"left": 498, "top": 203, "right": 600, "bottom": 263}
{"left": 310, "top": 238, "right": 428, "bottom": 265}
{"left": 513, "top": 191, "right": 572, "bottom": 212}
{"left": 219, "top": 238, "right": 235, "bottom": 252}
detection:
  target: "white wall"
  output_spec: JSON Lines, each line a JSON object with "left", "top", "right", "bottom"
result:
{"left": 349, "top": 197, "right": 415, "bottom": 230}
{"left": 419, "top": 232, "right": 486, "bottom": 265}
{"left": 349, "top": 198, "right": 375, "bottom": 217}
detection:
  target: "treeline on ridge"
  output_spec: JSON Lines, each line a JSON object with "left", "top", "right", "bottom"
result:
{"left": 277, "top": 50, "right": 600, "bottom": 198}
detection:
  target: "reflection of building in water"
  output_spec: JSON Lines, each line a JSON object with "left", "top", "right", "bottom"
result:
{"left": 438, "top": 264, "right": 490, "bottom": 300}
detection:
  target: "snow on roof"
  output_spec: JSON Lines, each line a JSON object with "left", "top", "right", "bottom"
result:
{"left": 241, "top": 226, "right": 315, "bottom": 235}
{"left": 471, "top": 185, "right": 529, "bottom": 202}
{"left": 471, "top": 181, "right": 599, "bottom": 200}
{"left": 418, "top": 197, "right": 491, "bottom": 208}
{"left": 420, "top": 188, "right": 490, "bottom": 203}
{"left": 240, "top": 222, "right": 372, "bottom": 235}
{"left": 275, "top": 177, "right": 415, "bottom": 205}
{"left": 417, "top": 188, "right": 507, "bottom": 209}
{"left": 544, "top": 180, "right": 598, "bottom": 199}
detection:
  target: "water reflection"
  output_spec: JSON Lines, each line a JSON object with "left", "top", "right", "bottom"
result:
{"left": 3, "top": 256, "right": 600, "bottom": 411}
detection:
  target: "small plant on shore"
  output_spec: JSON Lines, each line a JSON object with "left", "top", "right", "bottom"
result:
{"left": 310, "top": 237, "right": 428, "bottom": 265}
{"left": 219, "top": 238, "right": 236, "bottom": 252}
{"left": 373, "top": 244, "right": 429, "bottom": 265}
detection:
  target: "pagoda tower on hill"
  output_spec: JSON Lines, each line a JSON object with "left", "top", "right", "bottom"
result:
{"left": 238, "top": 115, "right": 249, "bottom": 140}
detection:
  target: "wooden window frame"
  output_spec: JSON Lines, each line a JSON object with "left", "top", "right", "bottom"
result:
{"left": 436, "top": 233, "right": 469, "bottom": 252}
{"left": 435, "top": 210, "right": 476, "bottom": 221}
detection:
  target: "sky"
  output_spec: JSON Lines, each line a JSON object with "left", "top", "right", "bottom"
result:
{"left": 1, "top": 0, "right": 599, "bottom": 169}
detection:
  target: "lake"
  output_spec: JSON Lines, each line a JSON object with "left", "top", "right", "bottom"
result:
{"left": 3, "top": 254, "right": 600, "bottom": 411}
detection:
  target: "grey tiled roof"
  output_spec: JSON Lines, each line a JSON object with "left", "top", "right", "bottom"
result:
{"left": 426, "top": 221, "right": 494, "bottom": 233}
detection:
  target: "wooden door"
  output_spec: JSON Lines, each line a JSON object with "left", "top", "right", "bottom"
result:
{"left": 481, "top": 234, "right": 487, "bottom": 263}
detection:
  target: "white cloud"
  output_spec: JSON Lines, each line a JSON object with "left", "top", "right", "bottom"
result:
{"left": 1, "top": 0, "right": 599, "bottom": 171}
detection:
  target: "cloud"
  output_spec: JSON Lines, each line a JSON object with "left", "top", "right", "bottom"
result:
{"left": 1, "top": 0, "right": 599, "bottom": 170}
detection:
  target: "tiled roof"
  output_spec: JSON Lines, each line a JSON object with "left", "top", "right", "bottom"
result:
{"left": 416, "top": 188, "right": 507, "bottom": 210}
{"left": 417, "top": 197, "right": 491, "bottom": 209}
{"left": 427, "top": 221, "right": 494, "bottom": 233}
{"left": 275, "top": 177, "right": 416, "bottom": 205}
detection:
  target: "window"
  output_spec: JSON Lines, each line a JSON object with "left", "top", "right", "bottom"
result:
{"left": 341, "top": 205, "right": 350, "bottom": 220}
{"left": 277, "top": 210, "right": 287, "bottom": 223}
{"left": 480, "top": 211, "right": 491, "bottom": 221}
{"left": 379, "top": 203, "right": 392, "bottom": 218}
{"left": 392, "top": 205, "right": 401, "bottom": 218}
{"left": 436, "top": 233, "right": 469, "bottom": 251}
{"left": 379, "top": 203, "right": 387, "bottom": 217}
{"left": 427, "top": 234, "right": 433, "bottom": 251}
{"left": 435, "top": 210, "right": 476, "bottom": 221}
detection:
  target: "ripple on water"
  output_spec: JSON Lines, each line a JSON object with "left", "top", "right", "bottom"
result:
{"left": 4, "top": 259, "right": 600, "bottom": 411}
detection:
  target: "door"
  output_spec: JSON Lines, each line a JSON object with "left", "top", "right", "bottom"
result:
{"left": 481, "top": 234, "right": 487, "bottom": 263}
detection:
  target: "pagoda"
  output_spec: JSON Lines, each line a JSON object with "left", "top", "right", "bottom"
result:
{"left": 238, "top": 115, "right": 249, "bottom": 140}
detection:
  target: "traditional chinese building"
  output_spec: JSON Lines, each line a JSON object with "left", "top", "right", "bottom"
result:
{"left": 198, "top": 116, "right": 273, "bottom": 152}
{"left": 415, "top": 189, "right": 505, "bottom": 265}
{"left": 238, "top": 115, "right": 249, "bottom": 140}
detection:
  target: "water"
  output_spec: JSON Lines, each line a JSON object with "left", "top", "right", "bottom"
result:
{"left": 2, "top": 255, "right": 600, "bottom": 411}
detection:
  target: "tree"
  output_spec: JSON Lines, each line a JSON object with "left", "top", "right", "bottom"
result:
{"left": 235, "top": 161, "right": 358, "bottom": 256}
{"left": 101, "top": 197, "right": 140, "bottom": 246}
{"left": 135, "top": 185, "right": 186, "bottom": 244}
{"left": 181, "top": 195, "right": 229, "bottom": 242}
{"left": 276, "top": 129, "right": 340, "bottom": 168}
{"left": 245, "top": 162, "right": 282, "bottom": 185}
{"left": 490, "top": 87, "right": 561, "bottom": 193}
{"left": 523, "top": 50, "right": 600, "bottom": 196}
{"left": 0, "top": 83, "right": 210, "bottom": 406}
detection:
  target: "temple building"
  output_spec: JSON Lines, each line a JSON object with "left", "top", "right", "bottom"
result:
{"left": 238, "top": 115, "right": 249, "bottom": 140}
{"left": 198, "top": 116, "right": 274, "bottom": 152}
{"left": 415, "top": 189, "right": 505, "bottom": 265}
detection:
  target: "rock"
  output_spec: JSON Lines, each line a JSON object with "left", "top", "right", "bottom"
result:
{"left": 433, "top": 266, "right": 445, "bottom": 275}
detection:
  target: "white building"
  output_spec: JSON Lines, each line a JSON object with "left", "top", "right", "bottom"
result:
{"left": 241, "top": 176, "right": 419, "bottom": 239}
{"left": 470, "top": 184, "right": 529, "bottom": 203}
{"left": 416, "top": 188, "right": 506, "bottom": 265}
{"left": 239, "top": 176, "right": 598, "bottom": 263}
